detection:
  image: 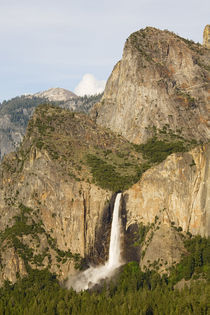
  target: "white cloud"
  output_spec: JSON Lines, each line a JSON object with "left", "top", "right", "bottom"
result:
{"left": 74, "top": 74, "right": 106, "bottom": 96}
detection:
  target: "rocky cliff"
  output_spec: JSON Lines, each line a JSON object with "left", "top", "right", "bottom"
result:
{"left": 203, "top": 25, "right": 210, "bottom": 49}
{"left": 92, "top": 27, "right": 210, "bottom": 144}
{"left": 124, "top": 143, "right": 210, "bottom": 270}
{"left": 0, "top": 104, "right": 142, "bottom": 285}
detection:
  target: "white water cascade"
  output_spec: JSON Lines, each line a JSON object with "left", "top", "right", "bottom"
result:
{"left": 108, "top": 193, "right": 122, "bottom": 268}
{"left": 66, "top": 193, "right": 123, "bottom": 291}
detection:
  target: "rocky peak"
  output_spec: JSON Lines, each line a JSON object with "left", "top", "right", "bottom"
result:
{"left": 203, "top": 24, "right": 210, "bottom": 49}
{"left": 92, "top": 27, "right": 210, "bottom": 144}
{"left": 35, "top": 87, "right": 77, "bottom": 102}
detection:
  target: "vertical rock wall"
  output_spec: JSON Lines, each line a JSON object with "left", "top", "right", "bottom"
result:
{"left": 203, "top": 25, "right": 210, "bottom": 49}
{"left": 125, "top": 144, "right": 210, "bottom": 237}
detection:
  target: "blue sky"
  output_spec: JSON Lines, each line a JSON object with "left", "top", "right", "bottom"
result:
{"left": 0, "top": 0, "right": 209, "bottom": 101}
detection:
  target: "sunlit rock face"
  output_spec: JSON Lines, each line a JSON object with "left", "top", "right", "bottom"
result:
{"left": 203, "top": 25, "right": 210, "bottom": 49}
{"left": 66, "top": 193, "right": 123, "bottom": 292}
{"left": 124, "top": 143, "right": 210, "bottom": 270}
{"left": 0, "top": 106, "right": 115, "bottom": 286}
{"left": 92, "top": 27, "right": 210, "bottom": 144}
{"left": 0, "top": 150, "right": 112, "bottom": 286}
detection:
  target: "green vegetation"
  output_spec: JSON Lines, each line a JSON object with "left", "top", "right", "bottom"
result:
{"left": 135, "top": 220, "right": 210, "bottom": 282}
{"left": 174, "top": 87, "right": 196, "bottom": 108}
{"left": 85, "top": 122, "right": 197, "bottom": 191}
{"left": 164, "top": 29, "right": 204, "bottom": 55}
{"left": 0, "top": 204, "right": 82, "bottom": 271}
{"left": 3, "top": 104, "right": 200, "bottom": 192}
{"left": 134, "top": 122, "right": 199, "bottom": 164}
{"left": 0, "top": 204, "right": 44, "bottom": 270}
{"left": 0, "top": 232, "right": 209, "bottom": 314}
{"left": 0, "top": 257, "right": 209, "bottom": 315}
{"left": 129, "top": 31, "right": 153, "bottom": 62}
{"left": 35, "top": 106, "right": 200, "bottom": 191}
{"left": 19, "top": 104, "right": 145, "bottom": 191}
{"left": 0, "top": 96, "right": 49, "bottom": 127}
{"left": 0, "top": 93, "right": 102, "bottom": 128}
{"left": 169, "top": 236, "right": 210, "bottom": 285}
{"left": 133, "top": 222, "right": 151, "bottom": 247}
{"left": 73, "top": 93, "right": 103, "bottom": 113}
{"left": 86, "top": 154, "right": 136, "bottom": 191}
{"left": 134, "top": 137, "right": 186, "bottom": 164}
{"left": 133, "top": 217, "right": 162, "bottom": 260}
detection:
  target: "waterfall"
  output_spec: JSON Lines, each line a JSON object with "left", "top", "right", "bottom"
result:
{"left": 66, "top": 193, "right": 122, "bottom": 291}
{"left": 108, "top": 193, "right": 122, "bottom": 268}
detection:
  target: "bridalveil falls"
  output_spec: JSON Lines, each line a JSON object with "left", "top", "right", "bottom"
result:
{"left": 67, "top": 193, "right": 122, "bottom": 291}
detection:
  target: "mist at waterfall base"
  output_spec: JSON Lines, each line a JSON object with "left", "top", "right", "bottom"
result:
{"left": 66, "top": 193, "right": 123, "bottom": 292}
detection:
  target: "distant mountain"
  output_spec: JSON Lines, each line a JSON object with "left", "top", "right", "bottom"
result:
{"left": 35, "top": 87, "right": 102, "bottom": 113}
{"left": 34, "top": 87, "right": 77, "bottom": 102}
{"left": 0, "top": 89, "right": 102, "bottom": 159}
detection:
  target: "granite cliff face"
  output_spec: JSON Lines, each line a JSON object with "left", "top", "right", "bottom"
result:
{"left": 125, "top": 144, "right": 210, "bottom": 236}
{"left": 0, "top": 105, "right": 141, "bottom": 285}
{"left": 203, "top": 25, "right": 210, "bottom": 49}
{"left": 0, "top": 114, "right": 112, "bottom": 284}
{"left": 92, "top": 27, "right": 210, "bottom": 144}
{"left": 124, "top": 143, "right": 210, "bottom": 270}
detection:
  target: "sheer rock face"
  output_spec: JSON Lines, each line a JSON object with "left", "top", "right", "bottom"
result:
{"left": 0, "top": 113, "right": 25, "bottom": 159}
{"left": 0, "top": 104, "right": 132, "bottom": 285}
{"left": 124, "top": 143, "right": 210, "bottom": 269}
{"left": 139, "top": 224, "right": 186, "bottom": 271}
{"left": 0, "top": 148, "right": 112, "bottom": 285}
{"left": 92, "top": 27, "right": 210, "bottom": 144}
{"left": 203, "top": 25, "right": 210, "bottom": 49}
{"left": 125, "top": 144, "right": 210, "bottom": 236}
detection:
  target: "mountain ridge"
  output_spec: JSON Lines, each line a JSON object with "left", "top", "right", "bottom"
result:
{"left": 0, "top": 91, "right": 102, "bottom": 159}
{"left": 92, "top": 27, "right": 210, "bottom": 144}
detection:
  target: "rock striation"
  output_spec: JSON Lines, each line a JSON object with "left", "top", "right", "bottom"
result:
{"left": 203, "top": 25, "right": 210, "bottom": 49}
{"left": 0, "top": 104, "right": 140, "bottom": 285}
{"left": 92, "top": 27, "right": 210, "bottom": 144}
{"left": 124, "top": 143, "right": 210, "bottom": 269}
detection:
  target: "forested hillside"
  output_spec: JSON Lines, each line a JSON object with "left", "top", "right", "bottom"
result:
{"left": 0, "top": 235, "right": 209, "bottom": 314}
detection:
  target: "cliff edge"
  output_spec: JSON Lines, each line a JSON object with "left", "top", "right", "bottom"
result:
{"left": 92, "top": 27, "right": 210, "bottom": 144}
